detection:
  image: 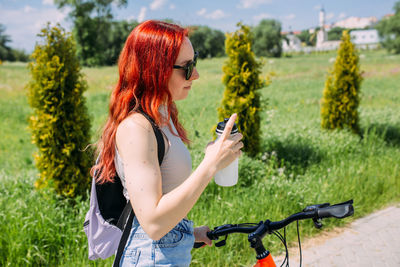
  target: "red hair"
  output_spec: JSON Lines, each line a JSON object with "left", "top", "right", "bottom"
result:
{"left": 92, "top": 20, "right": 189, "bottom": 183}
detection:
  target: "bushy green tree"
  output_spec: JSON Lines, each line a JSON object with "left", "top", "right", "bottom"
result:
{"left": 218, "top": 23, "right": 266, "bottom": 156}
{"left": 327, "top": 27, "right": 347, "bottom": 41}
{"left": 55, "top": 0, "right": 128, "bottom": 66}
{"left": 252, "top": 19, "right": 282, "bottom": 57}
{"left": 27, "top": 24, "right": 92, "bottom": 198}
{"left": 0, "top": 24, "right": 12, "bottom": 61}
{"left": 10, "top": 48, "right": 30, "bottom": 62}
{"left": 321, "top": 31, "right": 363, "bottom": 134}
{"left": 0, "top": 24, "right": 30, "bottom": 62}
{"left": 103, "top": 20, "right": 139, "bottom": 65}
{"left": 376, "top": 1, "right": 400, "bottom": 54}
{"left": 297, "top": 29, "right": 316, "bottom": 46}
{"left": 189, "top": 25, "right": 225, "bottom": 58}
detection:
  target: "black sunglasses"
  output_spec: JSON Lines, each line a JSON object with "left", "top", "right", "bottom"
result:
{"left": 173, "top": 51, "right": 198, "bottom": 80}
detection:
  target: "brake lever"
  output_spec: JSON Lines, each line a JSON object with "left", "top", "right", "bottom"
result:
{"left": 215, "top": 235, "right": 228, "bottom": 247}
{"left": 312, "top": 218, "right": 323, "bottom": 229}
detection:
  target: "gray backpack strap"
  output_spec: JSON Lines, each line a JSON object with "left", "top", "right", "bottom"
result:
{"left": 113, "top": 112, "right": 165, "bottom": 267}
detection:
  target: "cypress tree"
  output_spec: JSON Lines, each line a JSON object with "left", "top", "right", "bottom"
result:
{"left": 320, "top": 30, "right": 363, "bottom": 134}
{"left": 218, "top": 23, "right": 266, "bottom": 157}
{"left": 27, "top": 24, "right": 92, "bottom": 198}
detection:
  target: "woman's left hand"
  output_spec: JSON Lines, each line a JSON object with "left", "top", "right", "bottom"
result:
{"left": 194, "top": 226, "right": 212, "bottom": 247}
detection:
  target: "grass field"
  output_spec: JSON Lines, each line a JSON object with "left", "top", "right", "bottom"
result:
{"left": 0, "top": 49, "right": 399, "bottom": 266}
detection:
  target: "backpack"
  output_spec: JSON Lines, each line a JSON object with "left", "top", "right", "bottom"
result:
{"left": 83, "top": 112, "right": 165, "bottom": 266}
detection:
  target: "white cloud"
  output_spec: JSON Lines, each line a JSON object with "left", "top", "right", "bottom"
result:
{"left": 338, "top": 12, "right": 346, "bottom": 19}
{"left": 253, "top": 13, "right": 273, "bottom": 22}
{"left": 197, "top": 8, "right": 207, "bottom": 16}
{"left": 150, "top": 0, "right": 167, "bottom": 10}
{"left": 1, "top": 6, "right": 71, "bottom": 52}
{"left": 42, "top": 0, "right": 54, "bottom": 5}
{"left": 238, "top": 0, "right": 272, "bottom": 9}
{"left": 138, "top": 7, "right": 147, "bottom": 22}
{"left": 197, "top": 8, "right": 228, "bottom": 20}
{"left": 326, "top": 12, "right": 335, "bottom": 20}
{"left": 284, "top": 14, "right": 296, "bottom": 20}
{"left": 169, "top": 4, "right": 176, "bottom": 10}
{"left": 23, "top": 5, "right": 36, "bottom": 13}
{"left": 127, "top": 15, "right": 136, "bottom": 22}
{"left": 314, "top": 5, "right": 322, "bottom": 10}
{"left": 208, "top": 10, "right": 228, "bottom": 19}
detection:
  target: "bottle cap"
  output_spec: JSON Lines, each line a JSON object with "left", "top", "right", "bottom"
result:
{"left": 216, "top": 118, "right": 238, "bottom": 135}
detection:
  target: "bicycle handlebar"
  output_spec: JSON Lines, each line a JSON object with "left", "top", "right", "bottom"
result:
{"left": 193, "top": 199, "right": 353, "bottom": 248}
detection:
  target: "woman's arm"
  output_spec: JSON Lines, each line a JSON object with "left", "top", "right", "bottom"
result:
{"left": 116, "top": 113, "right": 242, "bottom": 240}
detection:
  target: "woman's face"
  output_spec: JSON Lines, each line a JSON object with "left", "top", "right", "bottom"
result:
{"left": 168, "top": 37, "right": 200, "bottom": 101}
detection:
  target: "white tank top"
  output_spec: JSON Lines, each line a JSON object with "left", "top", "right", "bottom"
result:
{"left": 114, "top": 118, "right": 192, "bottom": 200}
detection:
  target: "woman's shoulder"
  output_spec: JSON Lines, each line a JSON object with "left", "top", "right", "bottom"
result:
{"left": 116, "top": 112, "right": 160, "bottom": 166}
{"left": 120, "top": 112, "right": 153, "bottom": 130}
{"left": 116, "top": 112, "right": 154, "bottom": 143}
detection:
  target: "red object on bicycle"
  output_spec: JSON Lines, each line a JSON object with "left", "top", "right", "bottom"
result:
{"left": 254, "top": 253, "right": 276, "bottom": 267}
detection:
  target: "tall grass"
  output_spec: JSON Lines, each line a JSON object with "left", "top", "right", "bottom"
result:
{"left": 0, "top": 49, "right": 399, "bottom": 266}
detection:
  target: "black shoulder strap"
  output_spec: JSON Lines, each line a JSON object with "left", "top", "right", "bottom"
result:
{"left": 113, "top": 111, "right": 165, "bottom": 267}
{"left": 140, "top": 111, "right": 165, "bottom": 166}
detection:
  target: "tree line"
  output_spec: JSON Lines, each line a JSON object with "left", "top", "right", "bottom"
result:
{"left": 0, "top": 24, "right": 30, "bottom": 62}
{"left": 1, "top": 0, "right": 399, "bottom": 65}
{"left": 0, "top": 0, "right": 285, "bottom": 65}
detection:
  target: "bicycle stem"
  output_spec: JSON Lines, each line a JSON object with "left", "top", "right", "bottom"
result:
{"left": 248, "top": 220, "right": 272, "bottom": 260}
{"left": 247, "top": 210, "right": 317, "bottom": 261}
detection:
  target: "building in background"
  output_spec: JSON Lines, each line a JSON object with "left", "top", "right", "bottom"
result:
{"left": 350, "top": 29, "right": 380, "bottom": 49}
{"left": 282, "top": 32, "right": 302, "bottom": 52}
{"left": 282, "top": 7, "right": 382, "bottom": 53}
{"left": 316, "top": 7, "right": 341, "bottom": 51}
{"left": 334, "top": 16, "right": 378, "bottom": 29}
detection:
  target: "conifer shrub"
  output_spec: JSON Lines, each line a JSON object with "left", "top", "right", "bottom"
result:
{"left": 27, "top": 24, "right": 92, "bottom": 198}
{"left": 218, "top": 23, "right": 266, "bottom": 157}
{"left": 320, "top": 30, "right": 363, "bottom": 134}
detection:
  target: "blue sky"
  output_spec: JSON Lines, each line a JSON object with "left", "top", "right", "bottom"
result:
{"left": 1, "top": 0, "right": 398, "bottom": 52}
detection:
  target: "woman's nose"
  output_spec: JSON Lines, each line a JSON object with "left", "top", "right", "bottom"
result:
{"left": 190, "top": 67, "right": 200, "bottom": 80}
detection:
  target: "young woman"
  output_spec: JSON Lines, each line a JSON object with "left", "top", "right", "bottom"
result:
{"left": 93, "top": 20, "right": 243, "bottom": 266}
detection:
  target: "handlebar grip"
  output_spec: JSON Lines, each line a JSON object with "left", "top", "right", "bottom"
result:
{"left": 318, "top": 199, "right": 354, "bottom": 219}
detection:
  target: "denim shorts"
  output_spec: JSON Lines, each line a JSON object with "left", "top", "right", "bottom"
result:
{"left": 119, "top": 217, "right": 195, "bottom": 267}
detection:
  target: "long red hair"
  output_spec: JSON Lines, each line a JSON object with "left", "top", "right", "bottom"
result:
{"left": 92, "top": 20, "right": 189, "bottom": 183}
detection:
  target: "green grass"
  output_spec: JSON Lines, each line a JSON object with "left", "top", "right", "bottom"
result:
{"left": 0, "top": 49, "right": 399, "bottom": 266}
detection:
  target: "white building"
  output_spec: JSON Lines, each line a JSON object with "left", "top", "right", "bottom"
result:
{"left": 334, "top": 16, "right": 378, "bottom": 29}
{"left": 316, "top": 8, "right": 341, "bottom": 51}
{"left": 315, "top": 9, "right": 380, "bottom": 51}
{"left": 350, "top": 29, "right": 380, "bottom": 49}
{"left": 282, "top": 33, "right": 302, "bottom": 52}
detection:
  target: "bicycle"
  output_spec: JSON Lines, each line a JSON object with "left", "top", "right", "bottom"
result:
{"left": 193, "top": 199, "right": 354, "bottom": 267}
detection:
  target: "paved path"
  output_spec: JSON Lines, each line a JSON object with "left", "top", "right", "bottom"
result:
{"left": 275, "top": 204, "right": 400, "bottom": 267}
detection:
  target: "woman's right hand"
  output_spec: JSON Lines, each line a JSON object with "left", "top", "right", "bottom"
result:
{"left": 204, "top": 114, "right": 243, "bottom": 173}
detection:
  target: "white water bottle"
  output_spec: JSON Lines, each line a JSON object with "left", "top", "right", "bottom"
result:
{"left": 214, "top": 118, "right": 239, "bottom": 187}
